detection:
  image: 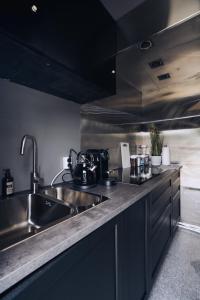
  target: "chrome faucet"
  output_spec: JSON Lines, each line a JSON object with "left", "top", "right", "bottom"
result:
{"left": 20, "top": 135, "right": 40, "bottom": 194}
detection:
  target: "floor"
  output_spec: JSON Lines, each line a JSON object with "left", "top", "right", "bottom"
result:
{"left": 148, "top": 228, "right": 200, "bottom": 300}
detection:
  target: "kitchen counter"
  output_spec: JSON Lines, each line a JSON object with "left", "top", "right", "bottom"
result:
{"left": 0, "top": 165, "right": 181, "bottom": 295}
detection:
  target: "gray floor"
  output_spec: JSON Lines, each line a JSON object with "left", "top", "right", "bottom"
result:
{"left": 148, "top": 228, "right": 200, "bottom": 300}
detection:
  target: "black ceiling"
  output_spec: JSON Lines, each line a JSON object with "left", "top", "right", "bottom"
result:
{"left": 100, "top": 0, "right": 146, "bottom": 20}
{"left": 0, "top": 0, "right": 117, "bottom": 103}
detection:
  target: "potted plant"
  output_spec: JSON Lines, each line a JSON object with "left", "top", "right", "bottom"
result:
{"left": 149, "top": 124, "right": 163, "bottom": 166}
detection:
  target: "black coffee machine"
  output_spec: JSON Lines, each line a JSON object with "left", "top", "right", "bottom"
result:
{"left": 86, "top": 149, "right": 110, "bottom": 183}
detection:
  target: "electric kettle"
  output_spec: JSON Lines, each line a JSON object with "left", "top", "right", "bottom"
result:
{"left": 72, "top": 152, "right": 97, "bottom": 189}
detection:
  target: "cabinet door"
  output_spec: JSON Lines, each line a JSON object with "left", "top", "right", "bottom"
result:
{"left": 2, "top": 220, "right": 117, "bottom": 300}
{"left": 118, "top": 198, "right": 147, "bottom": 300}
{"left": 149, "top": 203, "right": 172, "bottom": 285}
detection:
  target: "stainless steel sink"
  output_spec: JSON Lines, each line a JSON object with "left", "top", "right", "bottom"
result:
{"left": 43, "top": 186, "right": 108, "bottom": 213}
{"left": 0, "top": 193, "right": 74, "bottom": 251}
{"left": 0, "top": 186, "right": 108, "bottom": 251}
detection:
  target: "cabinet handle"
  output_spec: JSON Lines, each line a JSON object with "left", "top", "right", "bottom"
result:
{"left": 115, "top": 224, "right": 119, "bottom": 300}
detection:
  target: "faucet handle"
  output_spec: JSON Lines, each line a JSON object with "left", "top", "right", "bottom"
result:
{"left": 32, "top": 173, "right": 43, "bottom": 194}
{"left": 33, "top": 172, "right": 40, "bottom": 182}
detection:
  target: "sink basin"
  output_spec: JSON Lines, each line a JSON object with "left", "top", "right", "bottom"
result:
{"left": 0, "top": 193, "right": 74, "bottom": 250}
{"left": 0, "top": 186, "right": 108, "bottom": 251}
{"left": 43, "top": 186, "right": 108, "bottom": 213}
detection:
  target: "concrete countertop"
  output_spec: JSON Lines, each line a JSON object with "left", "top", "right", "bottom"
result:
{"left": 0, "top": 165, "right": 181, "bottom": 295}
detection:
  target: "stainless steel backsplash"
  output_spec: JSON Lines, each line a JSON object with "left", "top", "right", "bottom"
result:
{"left": 81, "top": 118, "right": 135, "bottom": 169}
{"left": 81, "top": 119, "right": 200, "bottom": 226}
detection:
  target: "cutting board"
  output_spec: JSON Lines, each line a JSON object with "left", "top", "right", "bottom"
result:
{"left": 120, "top": 142, "right": 130, "bottom": 168}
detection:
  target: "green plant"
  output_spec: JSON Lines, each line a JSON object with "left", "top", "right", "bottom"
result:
{"left": 149, "top": 124, "right": 163, "bottom": 156}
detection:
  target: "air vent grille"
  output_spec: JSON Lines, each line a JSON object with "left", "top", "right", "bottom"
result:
{"left": 157, "top": 73, "right": 171, "bottom": 81}
{"left": 149, "top": 58, "right": 164, "bottom": 69}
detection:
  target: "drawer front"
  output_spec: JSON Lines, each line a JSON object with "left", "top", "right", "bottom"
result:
{"left": 150, "top": 204, "right": 171, "bottom": 280}
{"left": 150, "top": 186, "right": 171, "bottom": 231}
{"left": 171, "top": 170, "right": 180, "bottom": 181}
{"left": 150, "top": 179, "right": 171, "bottom": 234}
{"left": 172, "top": 177, "right": 180, "bottom": 197}
{"left": 151, "top": 179, "right": 171, "bottom": 203}
{"left": 172, "top": 190, "right": 180, "bottom": 230}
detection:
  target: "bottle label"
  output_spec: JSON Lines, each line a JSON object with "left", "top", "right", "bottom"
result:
{"left": 6, "top": 182, "right": 14, "bottom": 195}
{"left": 83, "top": 170, "right": 87, "bottom": 184}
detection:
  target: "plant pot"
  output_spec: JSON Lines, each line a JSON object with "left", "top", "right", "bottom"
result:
{"left": 151, "top": 155, "right": 162, "bottom": 166}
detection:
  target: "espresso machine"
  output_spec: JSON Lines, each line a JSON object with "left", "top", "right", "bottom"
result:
{"left": 86, "top": 149, "right": 116, "bottom": 186}
{"left": 86, "top": 149, "right": 109, "bottom": 181}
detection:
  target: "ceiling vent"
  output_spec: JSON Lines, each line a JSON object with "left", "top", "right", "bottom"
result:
{"left": 149, "top": 58, "right": 164, "bottom": 69}
{"left": 157, "top": 73, "right": 171, "bottom": 81}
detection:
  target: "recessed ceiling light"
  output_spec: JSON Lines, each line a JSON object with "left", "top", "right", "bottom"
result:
{"left": 139, "top": 40, "right": 153, "bottom": 50}
{"left": 111, "top": 70, "right": 116, "bottom": 74}
{"left": 31, "top": 5, "right": 38, "bottom": 13}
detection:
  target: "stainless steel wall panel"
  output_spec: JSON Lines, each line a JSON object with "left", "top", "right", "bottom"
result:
{"left": 81, "top": 13, "right": 200, "bottom": 130}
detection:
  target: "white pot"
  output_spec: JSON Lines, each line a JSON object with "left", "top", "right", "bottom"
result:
{"left": 151, "top": 155, "right": 162, "bottom": 166}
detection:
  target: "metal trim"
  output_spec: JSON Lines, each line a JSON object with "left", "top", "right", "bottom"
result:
{"left": 109, "top": 111, "right": 200, "bottom": 126}
{"left": 115, "top": 223, "right": 119, "bottom": 300}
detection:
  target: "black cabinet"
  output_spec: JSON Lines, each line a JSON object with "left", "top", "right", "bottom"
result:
{"left": 172, "top": 171, "right": 181, "bottom": 233}
{"left": 1, "top": 219, "right": 117, "bottom": 300}
{"left": 1, "top": 198, "right": 147, "bottom": 300}
{"left": 121, "top": 198, "right": 147, "bottom": 300}
{"left": 1, "top": 170, "right": 181, "bottom": 300}
{"left": 172, "top": 191, "right": 180, "bottom": 229}
{"left": 118, "top": 197, "right": 147, "bottom": 300}
{"left": 149, "top": 179, "right": 171, "bottom": 237}
{"left": 0, "top": 0, "right": 117, "bottom": 103}
{"left": 149, "top": 204, "right": 171, "bottom": 284}
{"left": 148, "top": 178, "right": 172, "bottom": 288}
{"left": 147, "top": 171, "right": 181, "bottom": 290}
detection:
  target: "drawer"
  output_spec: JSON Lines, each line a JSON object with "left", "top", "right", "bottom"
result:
{"left": 172, "top": 190, "right": 180, "bottom": 230}
{"left": 150, "top": 183, "right": 171, "bottom": 231}
{"left": 172, "top": 177, "right": 180, "bottom": 197}
{"left": 150, "top": 204, "right": 171, "bottom": 279}
{"left": 150, "top": 187, "right": 171, "bottom": 231}
{"left": 171, "top": 170, "right": 180, "bottom": 182}
{"left": 151, "top": 179, "right": 171, "bottom": 203}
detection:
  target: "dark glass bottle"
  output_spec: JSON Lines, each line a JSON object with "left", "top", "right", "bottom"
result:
{"left": 2, "top": 169, "right": 14, "bottom": 197}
